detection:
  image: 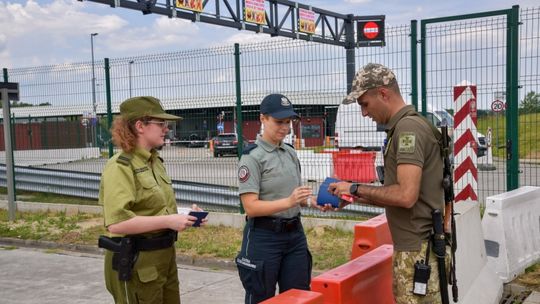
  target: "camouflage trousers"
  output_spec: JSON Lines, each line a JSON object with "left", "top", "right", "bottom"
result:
{"left": 392, "top": 240, "right": 449, "bottom": 304}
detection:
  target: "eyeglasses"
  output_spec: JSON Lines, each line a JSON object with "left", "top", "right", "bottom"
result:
{"left": 146, "top": 120, "right": 170, "bottom": 128}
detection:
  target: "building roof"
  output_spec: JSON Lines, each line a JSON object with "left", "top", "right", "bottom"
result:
{"left": 2, "top": 91, "right": 343, "bottom": 119}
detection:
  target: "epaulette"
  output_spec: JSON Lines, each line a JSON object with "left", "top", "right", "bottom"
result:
{"left": 116, "top": 153, "right": 132, "bottom": 166}
{"left": 284, "top": 142, "right": 295, "bottom": 149}
{"left": 243, "top": 143, "right": 258, "bottom": 155}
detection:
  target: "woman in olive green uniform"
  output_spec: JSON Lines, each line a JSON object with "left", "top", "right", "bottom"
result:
{"left": 99, "top": 96, "right": 201, "bottom": 304}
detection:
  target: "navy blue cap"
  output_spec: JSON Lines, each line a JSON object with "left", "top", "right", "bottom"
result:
{"left": 260, "top": 94, "right": 299, "bottom": 119}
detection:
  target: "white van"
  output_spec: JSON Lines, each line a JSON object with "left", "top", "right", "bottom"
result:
{"left": 334, "top": 102, "right": 386, "bottom": 150}
{"left": 335, "top": 103, "right": 486, "bottom": 155}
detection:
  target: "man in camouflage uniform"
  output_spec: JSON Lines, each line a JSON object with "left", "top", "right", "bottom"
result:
{"left": 329, "top": 63, "right": 445, "bottom": 303}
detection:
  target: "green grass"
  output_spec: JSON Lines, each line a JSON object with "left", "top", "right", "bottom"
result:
{"left": 0, "top": 187, "right": 98, "bottom": 206}
{"left": 0, "top": 208, "right": 354, "bottom": 271}
{"left": 477, "top": 113, "right": 540, "bottom": 159}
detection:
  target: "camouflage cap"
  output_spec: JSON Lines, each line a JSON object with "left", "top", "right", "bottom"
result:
{"left": 342, "top": 63, "right": 397, "bottom": 104}
{"left": 120, "top": 96, "right": 182, "bottom": 121}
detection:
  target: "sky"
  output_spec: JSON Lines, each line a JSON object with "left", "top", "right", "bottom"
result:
{"left": 1, "top": 0, "right": 538, "bottom": 69}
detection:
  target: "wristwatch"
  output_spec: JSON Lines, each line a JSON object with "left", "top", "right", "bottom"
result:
{"left": 349, "top": 183, "right": 359, "bottom": 196}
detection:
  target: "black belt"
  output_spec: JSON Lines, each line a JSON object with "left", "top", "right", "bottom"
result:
{"left": 250, "top": 216, "right": 301, "bottom": 233}
{"left": 105, "top": 230, "right": 177, "bottom": 252}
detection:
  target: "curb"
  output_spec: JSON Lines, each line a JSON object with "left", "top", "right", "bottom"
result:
{"left": 0, "top": 237, "right": 238, "bottom": 272}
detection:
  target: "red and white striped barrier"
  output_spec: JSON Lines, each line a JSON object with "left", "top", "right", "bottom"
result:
{"left": 453, "top": 81, "right": 478, "bottom": 203}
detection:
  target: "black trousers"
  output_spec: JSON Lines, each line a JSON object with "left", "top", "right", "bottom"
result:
{"left": 236, "top": 220, "right": 312, "bottom": 304}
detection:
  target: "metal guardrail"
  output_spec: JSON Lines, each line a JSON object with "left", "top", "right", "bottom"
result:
{"left": 0, "top": 165, "right": 383, "bottom": 216}
{"left": 0, "top": 165, "right": 239, "bottom": 208}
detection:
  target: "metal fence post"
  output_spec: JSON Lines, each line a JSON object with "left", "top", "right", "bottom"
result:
{"left": 105, "top": 58, "right": 113, "bottom": 158}
{"left": 410, "top": 20, "right": 419, "bottom": 111}
{"left": 419, "top": 20, "right": 427, "bottom": 116}
{"left": 506, "top": 5, "right": 520, "bottom": 190}
{"left": 234, "top": 43, "right": 244, "bottom": 214}
{"left": 234, "top": 44, "right": 243, "bottom": 159}
{"left": 1, "top": 88, "right": 16, "bottom": 221}
{"left": 345, "top": 14, "right": 356, "bottom": 94}
{"left": 3, "top": 69, "right": 17, "bottom": 202}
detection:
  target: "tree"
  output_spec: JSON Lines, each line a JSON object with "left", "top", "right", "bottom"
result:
{"left": 519, "top": 91, "right": 540, "bottom": 114}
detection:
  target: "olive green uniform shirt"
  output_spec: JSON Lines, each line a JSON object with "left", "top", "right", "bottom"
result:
{"left": 238, "top": 137, "right": 302, "bottom": 219}
{"left": 99, "top": 147, "right": 177, "bottom": 236}
{"left": 383, "top": 105, "right": 444, "bottom": 251}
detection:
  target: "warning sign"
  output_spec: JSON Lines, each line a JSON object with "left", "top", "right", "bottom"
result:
{"left": 357, "top": 18, "right": 385, "bottom": 47}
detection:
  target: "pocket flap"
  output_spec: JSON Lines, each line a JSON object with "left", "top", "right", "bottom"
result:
{"left": 137, "top": 266, "right": 158, "bottom": 283}
{"left": 159, "top": 173, "right": 172, "bottom": 184}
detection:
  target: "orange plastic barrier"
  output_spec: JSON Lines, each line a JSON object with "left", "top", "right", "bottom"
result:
{"left": 332, "top": 151, "right": 376, "bottom": 183}
{"left": 260, "top": 289, "right": 324, "bottom": 304}
{"left": 351, "top": 214, "right": 393, "bottom": 260}
{"left": 311, "top": 245, "right": 395, "bottom": 304}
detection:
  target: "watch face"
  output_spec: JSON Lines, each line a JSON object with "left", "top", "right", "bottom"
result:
{"left": 350, "top": 184, "right": 357, "bottom": 195}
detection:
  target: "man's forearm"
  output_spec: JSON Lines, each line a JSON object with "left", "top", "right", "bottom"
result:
{"left": 357, "top": 184, "right": 414, "bottom": 208}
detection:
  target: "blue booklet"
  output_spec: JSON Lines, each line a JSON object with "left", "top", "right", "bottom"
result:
{"left": 189, "top": 211, "right": 208, "bottom": 227}
{"left": 317, "top": 177, "right": 341, "bottom": 208}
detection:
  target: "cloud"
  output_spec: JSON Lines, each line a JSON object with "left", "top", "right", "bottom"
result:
{"left": 222, "top": 32, "right": 274, "bottom": 45}
{"left": 0, "top": 0, "right": 201, "bottom": 68}
{"left": 103, "top": 17, "right": 201, "bottom": 53}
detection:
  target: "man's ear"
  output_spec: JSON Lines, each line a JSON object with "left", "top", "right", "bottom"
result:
{"left": 378, "top": 87, "right": 389, "bottom": 100}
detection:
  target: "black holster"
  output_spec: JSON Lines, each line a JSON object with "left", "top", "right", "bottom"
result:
{"left": 98, "top": 230, "right": 177, "bottom": 281}
{"left": 99, "top": 235, "right": 137, "bottom": 281}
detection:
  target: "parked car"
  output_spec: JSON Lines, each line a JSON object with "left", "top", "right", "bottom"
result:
{"left": 213, "top": 133, "right": 248, "bottom": 157}
{"left": 187, "top": 134, "right": 206, "bottom": 148}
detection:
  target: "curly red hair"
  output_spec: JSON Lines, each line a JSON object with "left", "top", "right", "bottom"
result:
{"left": 111, "top": 116, "right": 138, "bottom": 153}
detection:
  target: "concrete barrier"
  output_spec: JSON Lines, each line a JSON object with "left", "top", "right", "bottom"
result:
{"left": 454, "top": 200, "right": 503, "bottom": 304}
{"left": 482, "top": 186, "right": 540, "bottom": 283}
{"left": 296, "top": 150, "right": 333, "bottom": 181}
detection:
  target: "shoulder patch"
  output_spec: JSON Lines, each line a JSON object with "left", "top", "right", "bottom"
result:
{"left": 398, "top": 132, "right": 416, "bottom": 153}
{"left": 238, "top": 165, "right": 250, "bottom": 183}
{"left": 243, "top": 143, "right": 258, "bottom": 155}
{"left": 116, "top": 153, "right": 132, "bottom": 166}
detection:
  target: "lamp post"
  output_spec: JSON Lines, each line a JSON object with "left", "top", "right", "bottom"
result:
{"left": 129, "top": 60, "right": 134, "bottom": 97}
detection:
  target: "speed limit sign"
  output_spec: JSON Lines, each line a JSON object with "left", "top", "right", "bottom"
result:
{"left": 491, "top": 100, "right": 505, "bottom": 112}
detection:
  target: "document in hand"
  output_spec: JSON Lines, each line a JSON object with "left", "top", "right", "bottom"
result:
{"left": 317, "top": 177, "right": 341, "bottom": 208}
{"left": 189, "top": 211, "right": 208, "bottom": 227}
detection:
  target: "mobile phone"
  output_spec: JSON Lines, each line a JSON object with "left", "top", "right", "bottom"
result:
{"left": 189, "top": 211, "right": 208, "bottom": 227}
